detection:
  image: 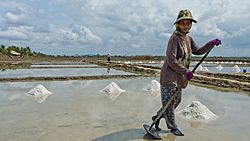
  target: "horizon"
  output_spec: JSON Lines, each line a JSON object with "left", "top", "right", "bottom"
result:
{"left": 1, "top": 43, "right": 250, "bottom": 58}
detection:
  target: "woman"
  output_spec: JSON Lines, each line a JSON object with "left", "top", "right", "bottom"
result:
{"left": 152, "top": 9, "right": 221, "bottom": 136}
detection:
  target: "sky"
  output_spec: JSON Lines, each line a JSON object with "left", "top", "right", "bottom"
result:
{"left": 0, "top": 0, "right": 250, "bottom": 57}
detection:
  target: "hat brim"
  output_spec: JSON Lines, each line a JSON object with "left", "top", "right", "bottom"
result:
{"left": 174, "top": 17, "right": 197, "bottom": 24}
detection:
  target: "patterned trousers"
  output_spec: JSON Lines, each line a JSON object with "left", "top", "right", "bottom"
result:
{"left": 157, "top": 85, "right": 182, "bottom": 129}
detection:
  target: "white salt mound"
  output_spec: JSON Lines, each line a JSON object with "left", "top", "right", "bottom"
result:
{"left": 177, "top": 101, "right": 218, "bottom": 122}
{"left": 100, "top": 82, "right": 125, "bottom": 101}
{"left": 27, "top": 84, "right": 52, "bottom": 96}
{"left": 196, "top": 65, "right": 203, "bottom": 71}
{"left": 26, "top": 84, "right": 52, "bottom": 103}
{"left": 143, "top": 80, "right": 160, "bottom": 97}
{"left": 232, "top": 65, "right": 241, "bottom": 73}
{"left": 216, "top": 65, "right": 223, "bottom": 71}
{"left": 203, "top": 67, "right": 209, "bottom": 72}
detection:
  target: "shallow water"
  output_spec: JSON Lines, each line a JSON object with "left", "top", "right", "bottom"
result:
{"left": 0, "top": 78, "right": 249, "bottom": 141}
{"left": 0, "top": 67, "right": 134, "bottom": 78}
{"left": 30, "top": 64, "right": 98, "bottom": 68}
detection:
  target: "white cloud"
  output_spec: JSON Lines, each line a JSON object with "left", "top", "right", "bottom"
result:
{"left": 5, "top": 12, "right": 23, "bottom": 23}
{"left": 131, "top": 44, "right": 140, "bottom": 48}
{"left": 0, "top": 28, "right": 28, "bottom": 40}
{"left": 70, "top": 25, "right": 102, "bottom": 45}
{"left": 0, "top": 0, "right": 250, "bottom": 56}
{"left": 1, "top": 2, "right": 34, "bottom": 26}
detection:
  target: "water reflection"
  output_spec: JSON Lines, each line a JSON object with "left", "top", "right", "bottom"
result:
{"left": 107, "top": 68, "right": 110, "bottom": 74}
{"left": 189, "top": 121, "right": 203, "bottom": 128}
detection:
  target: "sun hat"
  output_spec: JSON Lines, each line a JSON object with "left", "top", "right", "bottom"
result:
{"left": 174, "top": 9, "right": 197, "bottom": 24}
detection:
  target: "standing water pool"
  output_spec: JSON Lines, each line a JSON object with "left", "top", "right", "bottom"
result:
{"left": 0, "top": 77, "right": 249, "bottom": 141}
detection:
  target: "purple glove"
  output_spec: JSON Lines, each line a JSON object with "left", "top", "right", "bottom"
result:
{"left": 186, "top": 70, "right": 193, "bottom": 80}
{"left": 210, "top": 39, "right": 222, "bottom": 46}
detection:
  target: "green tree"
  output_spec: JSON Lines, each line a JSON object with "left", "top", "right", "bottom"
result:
{"left": 1, "top": 45, "right": 5, "bottom": 49}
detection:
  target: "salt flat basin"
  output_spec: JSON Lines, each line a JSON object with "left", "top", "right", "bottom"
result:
{"left": 0, "top": 67, "right": 135, "bottom": 78}
{"left": 0, "top": 77, "right": 249, "bottom": 141}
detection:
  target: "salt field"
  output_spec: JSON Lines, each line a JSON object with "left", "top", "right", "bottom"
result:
{"left": 1, "top": 1, "right": 250, "bottom": 140}
{"left": 131, "top": 61, "right": 250, "bottom": 73}
{"left": 0, "top": 77, "right": 249, "bottom": 141}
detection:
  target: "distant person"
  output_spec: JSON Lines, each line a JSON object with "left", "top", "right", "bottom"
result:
{"left": 151, "top": 9, "right": 221, "bottom": 136}
{"left": 107, "top": 53, "right": 111, "bottom": 63}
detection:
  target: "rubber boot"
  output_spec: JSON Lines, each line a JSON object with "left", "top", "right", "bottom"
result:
{"left": 152, "top": 115, "right": 162, "bottom": 131}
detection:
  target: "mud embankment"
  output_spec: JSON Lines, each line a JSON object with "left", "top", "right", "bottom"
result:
{"left": 87, "top": 60, "right": 160, "bottom": 76}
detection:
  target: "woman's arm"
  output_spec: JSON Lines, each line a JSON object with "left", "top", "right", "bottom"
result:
{"left": 190, "top": 36, "right": 214, "bottom": 55}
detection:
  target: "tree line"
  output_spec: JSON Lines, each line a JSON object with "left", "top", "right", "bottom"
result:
{"left": 0, "top": 45, "right": 46, "bottom": 57}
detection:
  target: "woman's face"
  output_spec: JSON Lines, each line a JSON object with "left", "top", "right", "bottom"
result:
{"left": 178, "top": 19, "right": 192, "bottom": 33}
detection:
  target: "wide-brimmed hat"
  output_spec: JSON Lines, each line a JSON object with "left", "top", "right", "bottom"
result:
{"left": 174, "top": 9, "right": 197, "bottom": 24}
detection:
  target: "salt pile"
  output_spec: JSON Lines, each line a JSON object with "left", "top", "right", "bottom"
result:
{"left": 100, "top": 82, "right": 125, "bottom": 101}
{"left": 177, "top": 101, "right": 218, "bottom": 122}
{"left": 232, "top": 65, "right": 241, "bottom": 73}
{"left": 203, "top": 67, "right": 209, "bottom": 72}
{"left": 143, "top": 80, "right": 160, "bottom": 97}
{"left": 216, "top": 65, "right": 223, "bottom": 71}
{"left": 26, "top": 84, "right": 52, "bottom": 103}
{"left": 196, "top": 65, "right": 203, "bottom": 71}
{"left": 196, "top": 65, "right": 209, "bottom": 72}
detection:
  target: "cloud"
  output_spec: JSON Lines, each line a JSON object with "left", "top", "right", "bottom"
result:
{"left": 0, "top": 30, "right": 27, "bottom": 40}
{"left": 0, "top": 27, "right": 28, "bottom": 40}
{"left": 71, "top": 25, "right": 102, "bottom": 44}
{"left": 1, "top": 3, "right": 34, "bottom": 26}
{"left": 57, "top": 25, "right": 102, "bottom": 47}
{"left": 0, "top": 0, "right": 250, "bottom": 56}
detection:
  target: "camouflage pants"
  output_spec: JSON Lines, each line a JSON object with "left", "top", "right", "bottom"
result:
{"left": 157, "top": 85, "right": 182, "bottom": 129}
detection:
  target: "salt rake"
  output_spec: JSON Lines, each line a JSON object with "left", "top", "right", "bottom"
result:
{"left": 143, "top": 48, "right": 212, "bottom": 139}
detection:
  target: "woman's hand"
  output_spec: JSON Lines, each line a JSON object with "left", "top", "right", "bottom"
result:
{"left": 186, "top": 70, "right": 193, "bottom": 80}
{"left": 210, "top": 39, "right": 222, "bottom": 46}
